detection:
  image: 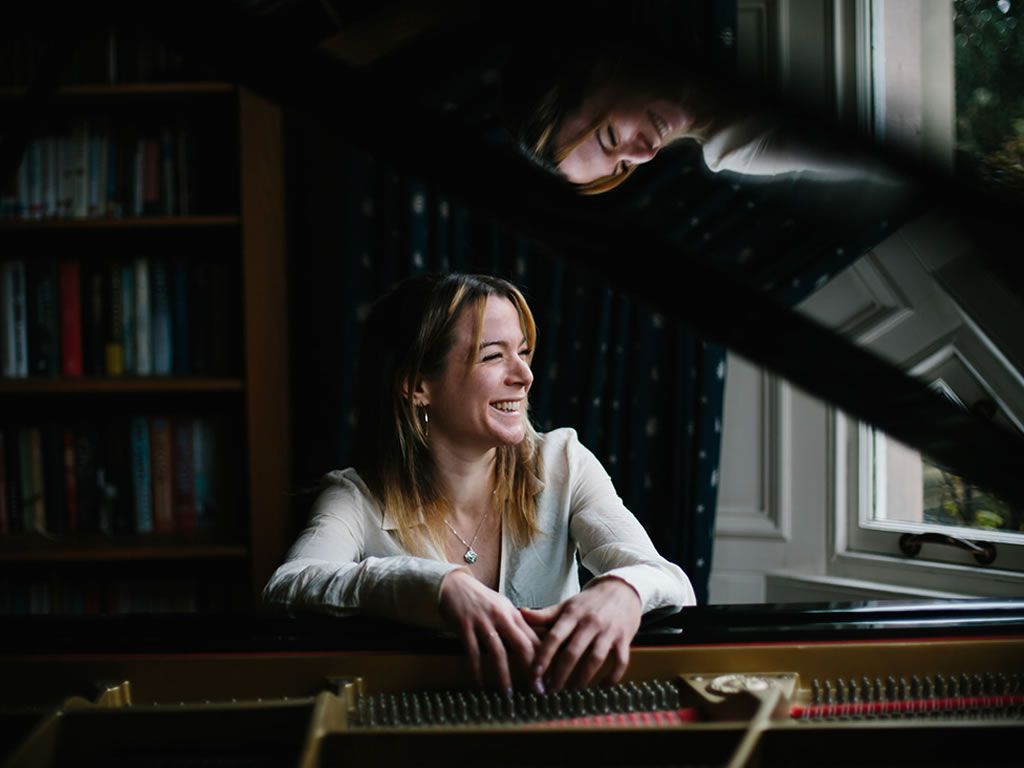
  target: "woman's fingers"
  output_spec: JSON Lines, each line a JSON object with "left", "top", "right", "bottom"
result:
{"left": 462, "top": 623, "right": 483, "bottom": 687}
{"left": 546, "top": 623, "right": 599, "bottom": 692}
{"left": 480, "top": 626, "right": 513, "bottom": 693}
{"left": 567, "top": 633, "right": 614, "bottom": 690}
{"left": 520, "top": 605, "right": 560, "bottom": 628}
{"left": 605, "top": 638, "right": 631, "bottom": 686}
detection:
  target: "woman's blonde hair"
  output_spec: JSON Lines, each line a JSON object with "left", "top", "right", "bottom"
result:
{"left": 353, "top": 273, "right": 543, "bottom": 557}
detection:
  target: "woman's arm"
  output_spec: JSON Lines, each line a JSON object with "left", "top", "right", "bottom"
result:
{"left": 261, "top": 479, "right": 461, "bottom": 629}
{"left": 522, "top": 431, "right": 696, "bottom": 691}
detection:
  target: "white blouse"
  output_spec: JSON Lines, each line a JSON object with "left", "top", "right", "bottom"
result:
{"left": 263, "top": 428, "right": 696, "bottom": 628}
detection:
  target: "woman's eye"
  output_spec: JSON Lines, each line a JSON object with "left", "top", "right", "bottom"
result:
{"left": 519, "top": 348, "right": 532, "bottom": 358}
{"left": 606, "top": 123, "right": 617, "bottom": 148}
{"left": 482, "top": 353, "right": 501, "bottom": 362}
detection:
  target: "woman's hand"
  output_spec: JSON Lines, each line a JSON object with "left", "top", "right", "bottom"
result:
{"left": 439, "top": 569, "right": 541, "bottom": 693}
{"left": 520, "top": 577, "right": 642, "bottom": 692}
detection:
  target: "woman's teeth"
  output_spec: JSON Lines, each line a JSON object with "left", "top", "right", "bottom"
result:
{"left": 650, "top": 110, "right": 669, "bottom": 139}
{"left": 492, "top": 401, "right": 520, "bottom": 412}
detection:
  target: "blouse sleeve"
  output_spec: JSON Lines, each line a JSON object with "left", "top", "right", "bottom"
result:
{"left": 565, "top": 434, "right": 697, "bottom": 613}
{"left": 261, "top": 477, "right": 462, "bottom": 628}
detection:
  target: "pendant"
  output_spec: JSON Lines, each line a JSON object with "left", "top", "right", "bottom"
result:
{"left": 463, "top": 549, "right": 478, "bottom": 564}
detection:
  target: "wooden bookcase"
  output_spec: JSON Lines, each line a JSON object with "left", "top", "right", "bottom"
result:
{"left": 0, "top": 82, "right": 290, "bottom": 613}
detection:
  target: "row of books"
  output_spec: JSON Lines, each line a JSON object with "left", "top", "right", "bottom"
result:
{"left": 0, "top": 120, "right": 196, "bottom": 220}
{"left": 0, "top": 417, "right": 220, "bottom": 538}
{"left": 0, "top": 27, "right": 198, "bottom": 87}
{"left": 0, "top": 257, "right": 232, "bottom": 378}
{"left": 0, "top": 579, "right": 214, "bottom": 615}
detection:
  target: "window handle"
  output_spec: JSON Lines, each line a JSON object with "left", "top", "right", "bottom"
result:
{"left": 898, "top": 533, "right": 997, "bottom": 566}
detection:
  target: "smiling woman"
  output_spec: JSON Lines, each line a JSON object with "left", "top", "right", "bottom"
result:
{"left": 262, "top": 273, "right": 695, "bottom": 694}
{"left": 503, "top": 43, "right": 902, "bottom": 194}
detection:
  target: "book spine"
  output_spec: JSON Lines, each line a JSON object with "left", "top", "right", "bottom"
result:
{"left": 150, "top": 417, "right": 174, "bottom": 533}
{"left": 27, "top": 426, "right": 45, "bottom": 534}
{"left": 101, "top": 422, "right": 131, "bottom": 535}
{"left": 189, "top": 261, "right": 210, "bottom": 374}
{"left": 2, "top": 260, "right": 29, "bottom": 378}
{"left": 4, "top": 427, "right": 21, "bottom": 535}
{"left": 130, "top": 416, "right": 153, "bottom": 534}
{"left": 59, "top": 132, "right": 74, "bottom": 219}
{"left": 160, "top": 126, "right": 176, "bottom": 216}
{"left": 43, "top": 136, "right": 58, "bottom": 219}
{"left": 58, "top": 260, "right": 83, "bottom": 377}
{"left": 105, "top": 260, "right": 124, "bottom": 376}
{"left": 75, "top": 429, "right": 99, "bottom": 534}
{"left": 26, "top": 257, "right": 58, "bottom": 377}
{"left": 83, "top": 261, "right": 106, "bottom": 376}
{"left": 134, "top": 258, "right": 151, "bottom": 375}
{"left": 121, "top": 263, "right": 136, "bottom": 375}
{"left": 150, "top": 258, "right": 171, "bottom": 375}
{"left": 71, "top": 121, "right": 89, "bottom": 219}
{"left": 63, "top": 427, "right": 78, "bottom": 532}
{"left": 27, "top": 140, "right": 42, "bottom": 220}
{"left": 132, "top": 136, "right": 144, "bottom": 217}
{"left": 193, "top": 418, "right": 215, "bottom": 529}
{"left": 0, "top": 431, "right": 7, "bottom": 535}
{"left": 143, "top": 136, "right": 160, "bottom": 216}
{"left": 43, "top": 423, "right": 65, "bottom": 535}
{"left": 171, "top": 258, "right": 189, "bottom": 375}
{"left": 172, "top": 418, "right": 195, "bottom": 533}
{"left": 175, "top": 120, "right": 191, "bottom": 216}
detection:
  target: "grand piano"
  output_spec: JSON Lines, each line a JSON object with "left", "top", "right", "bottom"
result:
{"left": 2, "top": 2, "right": 1023, "bottom": 766}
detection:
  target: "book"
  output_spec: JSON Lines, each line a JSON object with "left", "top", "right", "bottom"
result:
{"left": 121, "top": 262, "right": 136, "bottom": 375}
{"left": 82, "top": 259, "right": 106, "bottom": 377}
{"left": 99, "top": 423, "right": 131, "bottom": 535}
{"left": 134, "top": 257, "right": 151, "bottom": 375}
{"left": 42, "top": 136, "right": 58, "bottom": 219}
{"left": 27, "top": 140, "right": 42, "bottom": 219}
{"left": 0, "top": 431, "right": 7, "bottom": 535}
{"left": 25, "top": 256, "right": 59, "bottom": 377}
{"left": 63, "top": 427, "right": 78, "bottom": 532}
{"left": 160, "top": 126, "right": 176, "bottom": 216}
{"left": 171, "top": 258, "right": 189, "bottom": 375}
{"left": 4, "top": 428, "right": 22, "bottom": 534}
{"left": 70, "top": 121, "right": 89, "bottom": 219}
{"left": 209, "top": 261, "right": 229, "bottom": 375}
{"left": 150, "top": 417, "right": 174, "bottom": 533}
{"left": 193, "top": 418, "right": 216, "bottom": 529}
{"left": 105, "top": 259, "right": 124, "bottom": 376}
{"left": 58, "top": 131, "right": 73, "bottom": 219}
{"left": 132, "top": 136, "right": 144, "bottom": 217}
{"left": 172, "top": 418, "right": 195, "bottom": 532}
{"left": 150, "top": 257, "right": 172, "bottom": 375}
{"left": 189, "top": 260, "right": 210, "bottom": 374}
{"left": 58, "top": 260, "right": 83, "bottom": 377}
{"left": 20, "top": 426, "right": 45, "bottom": 534}
{"left": 42, "top": 423, "right": 66, "bottom": 535}
{"left": 129, "top": 416, "right": 152, "bottom": 534}
{"left": 74, "top": 428, "right": 100, "bottom": 534}
{"left": 143, "top": 135, "right": 160, "bottom": 216}
{"left": 1, "top": 260, "right": 29, "bottom": 378}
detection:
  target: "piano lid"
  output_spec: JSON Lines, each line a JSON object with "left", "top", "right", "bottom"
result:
{"left": 5, "top": 0, "right": 1024, "bottom": 507}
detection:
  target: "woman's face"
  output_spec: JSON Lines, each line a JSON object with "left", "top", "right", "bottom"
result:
{"left": 554, "top": 85, "right": 692, "bottom": 186}
{"left": 420, "top": 296, "right": 534, "bottom": 453}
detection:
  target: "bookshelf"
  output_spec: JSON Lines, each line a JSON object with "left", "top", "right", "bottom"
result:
{"left": 0, "top": 76, "right": 290, "bottom": 615}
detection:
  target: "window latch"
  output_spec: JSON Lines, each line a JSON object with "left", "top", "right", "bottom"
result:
{"left": 898, "top": 533, "right": 997, "bottom": 566}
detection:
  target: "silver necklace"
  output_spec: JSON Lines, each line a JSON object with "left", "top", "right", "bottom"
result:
{"left": 444, "top": 509, "right": 491, "bottom": 564}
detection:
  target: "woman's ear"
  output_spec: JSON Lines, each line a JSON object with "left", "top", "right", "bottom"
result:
{"left": 402, "top": 376, "right": 431, "bottom": 407}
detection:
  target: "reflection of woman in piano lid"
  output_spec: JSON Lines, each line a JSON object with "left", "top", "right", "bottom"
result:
{"left": 503, "top": 50, "right": 899, "bottom": 194}
{"left": 263, "top": 273, "right": 695, "bottom": 694}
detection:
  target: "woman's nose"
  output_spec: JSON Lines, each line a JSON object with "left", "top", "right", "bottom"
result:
{"left": 508, "top": 356, "right": 534, "bottom": 387}
{"left": 617, "top": 134, "right": 658, "bottom": 164}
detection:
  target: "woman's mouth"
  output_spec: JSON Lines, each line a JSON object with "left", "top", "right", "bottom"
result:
{"left": 648, "top": 109, "right": 671, "bottom": 140}
{"left": 491, "top": 400, "right": 521, "bottom": 414}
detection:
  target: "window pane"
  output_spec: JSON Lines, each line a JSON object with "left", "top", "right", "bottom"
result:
{"left": 954, "top": 0, "right": 1024, "bottom": 195}
{"left": 872, "top": 431, "right": 1024, "bottom": 538}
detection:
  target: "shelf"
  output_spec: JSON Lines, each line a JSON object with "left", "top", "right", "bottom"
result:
{"left": 0, "top": 541, "right": 248, "bottom": 564}
{"left": 0, "top": 216, "right": 240, "bottom": 232}
{"left": 0, "top": 378, "right": 243, "bottom": 394}
{"left": 0, "top": 82, "right": 236, "bottom": 101}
